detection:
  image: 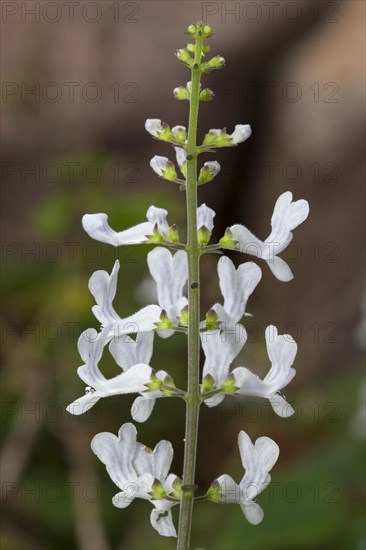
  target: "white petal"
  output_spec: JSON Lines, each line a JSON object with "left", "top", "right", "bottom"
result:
{"left": 215, "top": 258, "right": 261, "bottom": 324}
{"left": 197, "top": 203, "right": 216, "bottom": 231}
{"left": 89, "top": 260, "right": 119, "bottom": 326}
{"left": 82, "top": 213, "right": 154, "bottom": 246}
{"left": 230, "top": 225, "right": 263, "bottom": 257}
{"left": 95, "top": 364, "right": 152, "bottom": 396}
{"left": 131, "top": 395, "right": 157, "bottom": 423}
{"left": 204, "top": 393, "right": 226, "bottom": 408}
{"left": 146, "top": 205, "right": 170, "bottom": 236}
{"left": 66, "top": 392, "right": 101, "bottom": 415}
{"left": 240, "top": 500, "right": 264, "bottom": 525}
{"left": 203, "top": 161, "right": 221, "bottom": 177}
{"left": 264, "top": 326, "right": 297, "bottom": 390}
{"left": 150, "top": 507, "right": 177, "bottom": 537}
{"left": 147, "top": 247, "right": 188, "bottom": 323}
{"left": 266, "top": 256, "right": 293, "bottom": 282}
{"left": 91, "top": 424, "right": 137, "bottom": 488}
{"left": 216, "top": 474, "right": 240, "bottom": 504}
{"left": 109, "top": 331, "right": 154, "bottom": 371}
{"left": 269, "top": 394, "right": 295, "bottom": 417}
{"left": 230, "top": 124, "right": 252, "bottom": 144}
{"left": 232, "top": 367, "right": 268, "bottom": 397}
{"left": 112, "top": 490, "right": 136, "bottom": 509}
{"left": 238, "top": 431, "right": 279, "bottom": 499}
{"left": 111, "top": 305, "right": 162, "bottom": 337}
{"left": 150, "top": 156, "right": 169, "bottom": 177}
{"left": 201, "top": 327, "right": 246, "bottom": 388}
{"left": 145, "top": 118, "right": 162, "bottom": 137}
{"left": 76, "top": 327, "right": 111, "bottom": 388}
{"left": 174, "top": 147, "right": 187, "bottom": 168}
{"left": 153, "top": 440, "right": 174, "bottom": 480}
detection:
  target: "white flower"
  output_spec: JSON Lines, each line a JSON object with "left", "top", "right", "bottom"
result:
{"left": 211, "top": 257, "right": 262, "bottom": 326}
{"left": 109, "top": 332, "right": 169, "bottom": 423}
{"left": 232, "top": 326, "right": 297, "bottom": 417}
{"left": 91, "top": 423, "right": 179, "bottom": 537}
{"left": 82, "top": 213, "right": 154, "bottom": 246}
{"left": 213, "top": 431, "right": 279, "bottom": 525}
{"left": 88, "top": 260, "right": 162, "bottom": 335}
{"left": 203, "top": 161, "right": 221, "bottom": 177}
{"left": 150, "top": 156, "right": 171, "bottom": 177}
{"left": 229, "top": 124, "right": 252, "bottom": 144}
{"left": 197, "top": 203, "right": 216, "bottom": 232}
{"left": 66, "top": 327, "right": 153, "bottom": 415}
{"left": 145, "top": 205, "right": 170, "bottom": 235}
{"left": 229, "top": 191, "right": 309, "bottom": 281}
{"left": 83, "top": 205, "right": 176, "bottom": 247}
{"left": 174, "top": 146, "right": 187, "bottom": 170}
{"left": 147, "top": 247, "right": 188, "bottom": 338}
{"left": 145, "top": 119, "right": 164, "bottom": 138}
{"left": 201, "top": 327, "right": 247, "bottom": 407}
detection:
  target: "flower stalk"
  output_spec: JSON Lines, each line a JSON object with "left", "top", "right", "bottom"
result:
{"left": 177, "top": 31, "right": 204, "bottom": 550}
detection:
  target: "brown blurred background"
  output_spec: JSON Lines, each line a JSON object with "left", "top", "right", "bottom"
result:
{"left": 1, "top": 1, "right": 365, "bottom": 549}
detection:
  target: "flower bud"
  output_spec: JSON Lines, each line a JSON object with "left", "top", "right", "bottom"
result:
{"left": 203, "top": 129, "right": 221, "bottom": 146}
{"left": 150, "top": 156, "right": 177, "bottom": 181}
{"left": 187, "top": 24, "right": 197, "bottom": 36}
{"left": 200, "top": 88, "right": 215, "bottom": 102}
{"left": 202, "top": 24, "right": 213, "bottom": 38}
{"left": 198, "top": 161, "right": 221, "bottom": 184}
{"left": 173, "top": 86, "right": 189, "bottom": 101}
{"left": 207, "top": 55, "right": 225, "bottom": 69}
{"left": 161, "top": 374, "right": 176, "bottom": 397}
{"left": 198, "top": 225, "right": 211, "bottom": 246}
{"left": 187, "top": 43, "right": 195, "bottom": 53}
{"left": 176, "top": 49, "right": 193, "bottom": 67}
{"left": 172, "top": 125, "right": 187, "bottom": 143}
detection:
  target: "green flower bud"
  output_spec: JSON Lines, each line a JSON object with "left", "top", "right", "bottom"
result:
{"left": 161, "top": 374, "right": 176, "bottom": 396}
{"left": 158, "top": 123, "right": 172, "bottom": 142}
{"left": 176, "top": 49, "right": 193, "bottom": 67}
{"left": 201, "top": 373, "right": 215, "bottom": 393}
{"left": 187, "top": 24, "right": 197, "bottom": 37}
{"left": 198, "top": 225, "right": 211, "bottom": 246}
{"left": 205, "top": 309, "right": 220, "bottom": 330}
{"left": 172, "top": 125, "right": 187, "bottom": 143}
{"left": 178, "top": 305, "right": 189, "bottom": 327}
{"left": 202, "top": 130, "right": 218, "bottom": 146}
{"left": 200, "top": 88, "right": 215, "bottom": 102}
{"left": 207, "top": 55, "right": 225, "bottom": 69}
{"left": 215, "top": 132, "right": 232, "bottom": 147}
{"left": 202, "top": 24, "right": 213, "bottom": 38}
{"left": 165, "top": 224, "right": 180, "bottom": 243}
{"left": 207, "top": 481, "right": 222, "bottom": 503}
{"left": 150, "top": 479, "right": 167, "bottom": 500}
{"left": 187, "top": 43, "right": 195, "bottom": 53}
{"left": 221, "top": 374, "right": 237, "bottom": 395}
{"left": 156, "top": 310, "right": 173, "bottom": 331}
{"left": 173, "top": 86, "right": 190, "bottom": 101}
{"left": 219, "top": 228, "right": 236, "bottom": 249}
{"left": 162, "top": 162, "right": 178, "bottom": 181}
{"left": 202, "top": 45, "right": 211, "bottom": 54}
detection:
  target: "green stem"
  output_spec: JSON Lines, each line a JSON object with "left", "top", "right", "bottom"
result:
{"left": 176, "top": 35, "right": 204, "bottom": 550}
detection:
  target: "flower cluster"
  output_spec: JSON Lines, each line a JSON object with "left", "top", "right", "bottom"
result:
{"left": 67, "top": 21, "right": 309, "bottom": 543}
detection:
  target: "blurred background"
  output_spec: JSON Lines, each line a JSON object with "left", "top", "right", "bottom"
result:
{"left": 1, "top": 1, "right": 365, "bottom": 549}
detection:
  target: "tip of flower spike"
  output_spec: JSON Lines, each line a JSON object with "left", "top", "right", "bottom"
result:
{"left": 186, "top": 22, "right": 214, "bottom": 39}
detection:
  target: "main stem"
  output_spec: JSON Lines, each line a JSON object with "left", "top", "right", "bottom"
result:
{"left": 177, "top": 36, "right": 203, "bottom": 550}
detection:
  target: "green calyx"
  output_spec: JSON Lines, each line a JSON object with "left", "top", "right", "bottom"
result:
{"left": 221, "top": 374, "right": 237, "bottom": 395}
{"left": 198, "top": 225, "right": 211, "bottom": 245}
{"left": 201, "top": 373, "right": 215, "bottom": 393}
{"left": 219, "top": 228, "right": 236, "bottom": 249}
{"left": 178, "top": 305, "right": 189, "bottom": 327}
{"left": 206, "top": 481, "right": 222, "bottom": 503}
{"left": 170, "top": 477, "right": 183, "bottom": 499}
{"left": 150, "top": 479, "right": 167, "bottom": 500}
{"left": 146, "top": 371, "right": 163, "bottom": 392}
{"left": 165, "top": 224, "right": 180, "bottom": 243}
{"left": 156, "top": 310, "right": 173, "bottom": 331}
{"left": 205, "top": 309, "right": 220, "bottom": 330}
{"left": 147, "top": 225, "right": 164, "bottom": 244}
{"left": 161, "top": 374, "right": 176, "bottom": 397}
{"left": 200, "top": 88, "right": 214, "bottom": 102}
